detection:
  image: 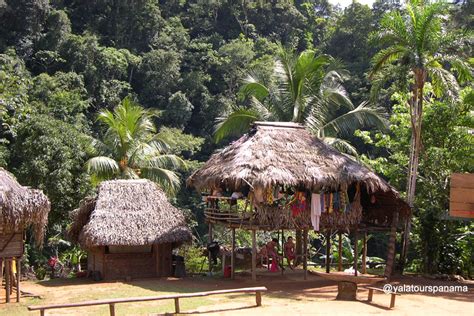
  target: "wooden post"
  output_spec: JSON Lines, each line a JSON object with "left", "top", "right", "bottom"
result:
{"left": 208, "top": 223, "right": 213, "bottom": 274}
{"left": 325, "top": 232, "right": 331, "bottom": 273}
{"left": 281, "top": 229, "right": 285, "bottom": 275}
{"left": 5, "top": 259, "right": 10, "bottom": 303}
{"left": 295, "top": 230, "right": 302, "bottom": 265}
{"left": 256, "top": 291, "right": 262, "bottom": 306}
{"left": 231, "top": 228, "right": 235, "bottom": 280}
{"left": 384, "top": 210, "right": 400, "bottom": 278}
{"left": 362, "top": 232, "right": 367, "bottom": 274}
{"left": 368, "top": 288, "right": 373, "bottom": 302}
{"left": 221, "top": 251, "right": 226, "bottom": 275}
{"left": 252, "top": 230, "right": 257, "bottom": 282}
{"left": 109, "top": 303, "right": 115, "bottom": 316}
{"left": 16, "top": 257, "right": 21, "bottom": 302}
{"left": 40, "top": 309, "right": 45, "bottom": 316}
{"left": 353, "top": 228, "right": 358, "bottom": 276}
{"left": 174, "top": 297, "right": 180, "bottom": 313}
{"left": 390, "top": 293, "right": 396, "bottom": 309}
{"left": 0, "top": 259, "right": 3, "bottom": 289}
{"left": 303, "top": 229, "right": 308, "bottom": 280}
{"left": 338, "top": 232, "right": 343, "bottom": 271}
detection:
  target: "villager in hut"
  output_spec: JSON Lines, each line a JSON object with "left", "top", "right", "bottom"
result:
{"left": 284, "top": 236, "right": 296, "bottom": 269}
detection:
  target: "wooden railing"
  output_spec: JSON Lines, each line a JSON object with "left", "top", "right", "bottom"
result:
{"left": 28, "top": 286, "right": 268, "bottom": 316}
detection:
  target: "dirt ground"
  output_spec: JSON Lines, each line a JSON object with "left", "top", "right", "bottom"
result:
{"left": 1, "top": 269, "right": 473, "bottom": 316}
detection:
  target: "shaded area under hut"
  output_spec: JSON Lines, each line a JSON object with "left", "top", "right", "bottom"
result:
{"left": 0, "top": 168, "right": 50, "bottom": 303}
{"left": 69, "top": 179, "right": 192, "bottom": 281}
{"left": 187, "top": 122, "right": 409, "bottom": 284}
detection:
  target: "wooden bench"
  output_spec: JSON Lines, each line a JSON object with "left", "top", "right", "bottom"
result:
{"left": 28, "top": 286, "right": 268, "bottom": 316}
{"left": 366, "top": 286, "right": 400, "bottom": 309}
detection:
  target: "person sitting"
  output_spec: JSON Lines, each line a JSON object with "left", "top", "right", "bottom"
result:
{"left": 284, "top": 236, "right": 296, "bottom": 269}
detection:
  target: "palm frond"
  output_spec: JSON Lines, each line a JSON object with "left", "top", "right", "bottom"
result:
{"left": 85, "top": 156, "right": 120, "bottom": 179}
{"left": 322, "top": 137, "right": 359, "bottom": 158}
{"left": 140, "top": 167, "right": 181, "bottom": 195}
{"left": 214, "top": 107, "right": 260, "bottom": 143}
{"left": 322, "top": 102, "right": 389, "bottom": 137}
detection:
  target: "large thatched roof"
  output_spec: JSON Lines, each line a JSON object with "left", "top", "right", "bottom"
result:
{"left": 69, "top": 179, "right": 192, "bottom": 248}
{"left": 0, "top": 168, "right": 50, "bottom": 246}
{"left": 188, "top": 122, "right": 399, "bottom": 195}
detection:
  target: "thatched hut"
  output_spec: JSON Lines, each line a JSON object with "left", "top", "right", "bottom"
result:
{"left": 69, "top": 179, "right": 192, "bottom": 280}
{"left": 187, "top": 122, "right": 409, "bottom": 280}
{"left": 0, "top": 168, "right": 50, "bottom": 302}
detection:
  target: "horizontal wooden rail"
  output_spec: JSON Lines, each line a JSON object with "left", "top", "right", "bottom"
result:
{"left": 28, "top": 286, "right": 268, "bottom": 316}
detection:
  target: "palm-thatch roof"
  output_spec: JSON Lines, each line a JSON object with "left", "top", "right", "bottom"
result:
{"left": 0, "top": 168, "right": 50, "bottom": 246}
{"left": 188, "top": 122, "right": 398, "bottom": 195}
{"left": 69, "top": 179, "right": 192, "bottom": 248}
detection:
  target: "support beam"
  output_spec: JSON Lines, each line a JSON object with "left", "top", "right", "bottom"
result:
{"left": 338, "top": 232, "right": 343, "bottom": 272}
{"left": 208, "top": 223, "right": 213, "bottom": 275}
{"left": 303, "top": 229, "right": 308, "bottom": 280}
{"left": 252, "top": 230, "right": 257, "bottom": 282}
{"left": 362, "top": 232, "right": 367, "bottom": 274}
{"left": 325, "top": 231, "right": 331, "bottom": 273}
{"left": 384, "top": 210, "right": 400, "bottom": 278}
{"left": 353, "top": 228, "right": 358, "bottom": 276}
{"left": 281, "top": 229, "right": 285, "bottom": 275}
{"left": 5, "top": 259, "right": 10, "bottom": 303}
{"left": 231, "top": 228, "right": 236, "bottom": 280}
{"left": 16, "top": 257, "right": 21, "bottom": 302}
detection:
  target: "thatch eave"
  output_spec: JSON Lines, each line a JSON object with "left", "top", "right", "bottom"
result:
{"left": 0, "top": 168, "right": 50, "bottom": 246}
{"left": 69, "top": 179, "right": 192, "bottom": 248}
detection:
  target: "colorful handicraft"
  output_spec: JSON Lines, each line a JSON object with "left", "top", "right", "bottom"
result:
{"left": 291, "top": 191, "right": 307, "bottom": 217}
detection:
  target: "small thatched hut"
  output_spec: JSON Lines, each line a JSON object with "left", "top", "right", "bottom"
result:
{"left": 187, "top": 122, "right": 409, "bottom": 280}
{"left": 0, "top": 168, "right": 50, "bottom": 302}
{"left": 69, "top": 179, "right": 192, "bottom": 280}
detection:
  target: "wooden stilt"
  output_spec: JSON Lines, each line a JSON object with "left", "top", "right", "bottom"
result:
{"left": 354, "top": 228, "right": 358, "bottom": 276}
{"left": 281, "top": 230, "right": 285, "bottom": 275}
{"left": 5, "top": 259, "right": 10, "bottom": 303}
{"left": 338, "top": 232, "right": 343, "bottom": 271}
{"left": 252, "top": 230, "right": 257, "bottom": 282}
{"left": 325, "top": 231, "right": 331, "bottom": 273}
{"left": 231, "top": 228, "right": 235, "bottom": 280}
{"left": 0, "top": 259, "right": 3, "bottom": 294}
{"left": 384, "top": 210, "right": 400, "bottom": 278}
{"left": 362, "top": 232, "right": 367, "bottom": 274}
{"left": 208, "top": 223, "right": 213, "bottom": 274}
{"left": 295, "top": 230, "right": 302, "bottom": 266}
{"left": 222, "top": 251, "right": 226, "bottom": 275}
{"left": 16, "top": 257, "right": 20, "bottom": 302}
{"left": 303, "top": 229, "right": 308, "bottom": 280}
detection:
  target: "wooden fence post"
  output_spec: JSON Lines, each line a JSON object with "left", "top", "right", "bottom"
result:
{"left": 174, "top": 297, "right": 180, "bottom": 313}
{"left": 109, "top": 303, "right": 115, "bottom": 316}
{"left": 256, "top": 291, "right": 262, "bottom": 306}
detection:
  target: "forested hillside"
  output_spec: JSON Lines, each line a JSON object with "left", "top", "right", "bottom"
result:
{"left": 1, "top": 0, "right": 472, "bottom": 277}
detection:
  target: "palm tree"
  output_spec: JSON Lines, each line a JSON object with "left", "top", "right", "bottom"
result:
{"left": 215, "top": 47, "right": 387, "bottom": 155}
{"left": 369, "top": 0, "right": 472, "bottom": 270}
{"left": 86, "top": 97, "right": 186, "bottom": 194}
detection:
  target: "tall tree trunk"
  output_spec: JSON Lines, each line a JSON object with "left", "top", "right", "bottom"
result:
{"left": 399, "top": 68, "right": 425, "bottom": 272}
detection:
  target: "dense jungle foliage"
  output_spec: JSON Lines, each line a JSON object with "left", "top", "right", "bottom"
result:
{"left": 0, "top": 0, "right": 472, "bottom": 277}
